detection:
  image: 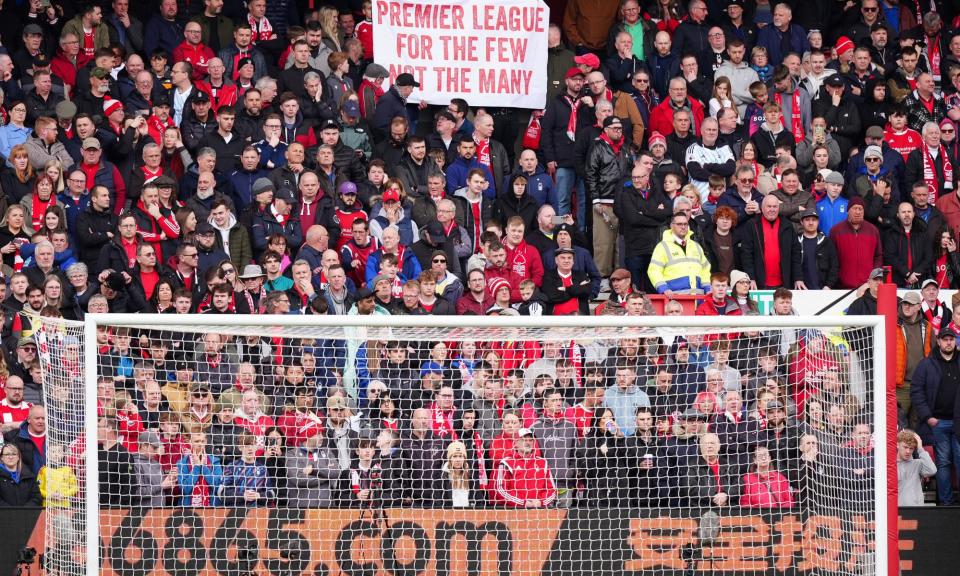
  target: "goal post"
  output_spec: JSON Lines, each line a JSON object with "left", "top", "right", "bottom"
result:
{"left": 36, "top": 313, "right": 892, "bottom": 576}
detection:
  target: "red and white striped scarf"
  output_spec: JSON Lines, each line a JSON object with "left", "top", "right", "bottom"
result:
{"left": 774, "top": 89, "right": 804, "bottom": 142}
{"left": 922, "top": 142, "right": 953, "bottom": 205}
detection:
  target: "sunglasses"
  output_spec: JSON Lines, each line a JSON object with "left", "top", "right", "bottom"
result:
{"left": 433, "top": 258, "right": 446, "bottom": 263}
{"left": 865, "top": 157, "right": 881, "bottom": 162}
{"left": 739, "top": 179, "right": 755, "bottom": 184}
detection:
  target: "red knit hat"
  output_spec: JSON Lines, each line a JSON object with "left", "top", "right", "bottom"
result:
{"left": 835, "top": 36, "right": 854, "bottom": 57}
{"left": 488, "top": 277, "right": 511, "bottom": 298}
{"left": 103, "top": 98, "right": 123, "bottom": 117}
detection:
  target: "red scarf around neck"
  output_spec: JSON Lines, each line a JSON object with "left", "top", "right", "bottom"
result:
{"left": 774, "top": 89, "right": 804, "bottom": 142}
{"left": 922, "top": 142, "right": 953, "bottom": 205}
{"left": 563, "top": 94, "right": 581, "bottom": 141}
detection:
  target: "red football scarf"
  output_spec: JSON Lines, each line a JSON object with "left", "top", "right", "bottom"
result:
{"left": 774, "top": 89, "right": 804, "bottom": 142}
{"left": 922, "top": 143, "right": 954, "bottom": 205}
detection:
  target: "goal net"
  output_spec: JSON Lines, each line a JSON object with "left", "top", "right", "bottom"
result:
{"left": 36, "top": 314, "right": 890, "bottom": 576}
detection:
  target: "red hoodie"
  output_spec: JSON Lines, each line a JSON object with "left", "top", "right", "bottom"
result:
{"left": 505, "top": 239, "right": 545, "bottom": 286}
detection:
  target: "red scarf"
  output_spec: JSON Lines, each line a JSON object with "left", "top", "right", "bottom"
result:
{"left": 923, "top": 300, "right": 947, "bottom": 334}
{"left": 599, "top": 132, "right": 624, "bottom": 154}
{"left": 563, "top": 94, "right": 581, "bottom": 140}
{"left": 31, "top": 194, "right": 56, "bottom": 230}
{"left": 774, "top": 89, "right": 804, "bottom": 142}
{"left": 190, "top": 457, "right": 212, "bottom": 506}
{"left": 922, "top": 142, "right": 953, "bottom": 205}
{"left": 474, "top": 136, "right": 491, "bottom": 169}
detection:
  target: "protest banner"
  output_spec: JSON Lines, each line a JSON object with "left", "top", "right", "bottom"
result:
{"left": 373, "top": 0, "right": 550, "bottom": 109}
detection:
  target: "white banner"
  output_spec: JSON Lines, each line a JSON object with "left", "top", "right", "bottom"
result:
{"left": 372, "top": 0, "right": 550, "bottom": 109}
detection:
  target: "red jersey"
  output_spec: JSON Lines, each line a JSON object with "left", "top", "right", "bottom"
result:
{"left": 0, "top": 399, "right": 31, "bottom": 426}
{"left": 333, "top": 207, "right": 368, "bottom": 249}
{"left": 884, "top": 127, "right": 923, "bottom": 160}
{"left": 116, "top": 410, "right": 144, "bottom": 453}
{"left": 355, "top": 20, "right": 373, "bottom": 61}
{"left": 341, "top": 237, "right": 379, "bottom": 287}
{"left": 564, "top": 404, "right": 595, "bottom": 439}
{"left": 276, "top": 409, "right": 325, "bottom": 447}
{"left": 234, "top": 411, "right": 275, "bottom": 449}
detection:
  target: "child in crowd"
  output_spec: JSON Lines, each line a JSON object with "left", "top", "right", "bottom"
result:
{"left": 744, "top": 81, "right": 768, "bottom": 137}
{"left": 897, "top": 430, "right": 935, "bottom": 506}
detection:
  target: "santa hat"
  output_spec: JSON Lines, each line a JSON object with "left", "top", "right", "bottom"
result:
{"left": 487, "top": 277, "right": 511, "bottom": 298}
{"left": 835, "top": 36, "right": 854, "bottom": 57}
{"left": 103, "top": 98, "right": 124, "bottom": 117}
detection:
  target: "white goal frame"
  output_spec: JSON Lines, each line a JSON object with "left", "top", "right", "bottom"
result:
{"left": 79, "top": 313, "right": 890, "bottom": 576}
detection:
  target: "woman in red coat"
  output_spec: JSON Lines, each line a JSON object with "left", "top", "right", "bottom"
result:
{"left": 739, "top": 445, "right": 795, "bottom": 508}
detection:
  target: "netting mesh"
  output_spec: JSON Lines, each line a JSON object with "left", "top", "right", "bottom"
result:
{"left": 36, "top": 316, "right": 885, "bottom": 576}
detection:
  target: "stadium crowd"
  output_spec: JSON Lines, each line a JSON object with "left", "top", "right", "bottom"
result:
{"left": 0, "top": 0, "right": 951, "bottom": 509}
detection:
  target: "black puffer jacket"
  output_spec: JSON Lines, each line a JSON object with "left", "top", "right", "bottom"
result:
{"left": 75, "top": 205, "right": 118, "bottom": 268}
{"left": 585, "top": 136, "right": 631, "bottom": 204}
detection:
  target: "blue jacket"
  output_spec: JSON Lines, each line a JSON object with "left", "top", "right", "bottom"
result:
{"left": 229, "top": 167, "right": 270, "bottom": 212}
{"left": 911, "top": 347, "right": 960, "bottom": 437}
{"left": 756, "top": 24, "right": 809, "bottom": 67}
{"left": 220, "top": 459, "right": 274, "bottom": 506}
{"left": 371, "top": 87, "right": 409, "bottom": 138}
{"left": 365, "top": 247, "right": 421, "bottom": 287}
{"left": 446, "top": 156, "right": 494, "bottom": 198}
{"left": 58, "top": 191, "right": 91, "bottom": 242}
{"left": 717, "top": 187, "right": 764, "bottom": 229}
{"left": 816, "top": 195, "right": 848, "bottom": 236}
{"left": 648, "top": 51, "right": 680, "bottom": 100}
{"left": 176, "top": 453, "right": 224, "bottom": 506}
{"left": 0, "top": 124, "right": 31, "bottom": 161}
{"left": 143, "top": 15, "right": 183, "bottom": 58}
{"left": 253, "top": 139, "right": 288, "bottom": 171}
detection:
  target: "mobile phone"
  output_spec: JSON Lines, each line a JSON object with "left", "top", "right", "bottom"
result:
{"left": 552, "top": 215, "right": 567, "bottom": 225}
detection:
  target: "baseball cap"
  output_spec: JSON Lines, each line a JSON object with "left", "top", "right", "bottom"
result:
{"left": 342, "top": 100, "right": 360, "bottom": 118}
{"left": 868, "top": 267, "right": 885, "bottom": 280}
{"left": 602, "top": 116, "right": 623, "bottom": 129}
{"left": 565, "top": 67, "right": 585, "bottom": 79}
{"left": 765, "top": 400, "right": 784, "bottom": 411}
{"left": 326, "top": 395, "right": 348, "bottom": 411}
{"left": 902, "top": 292, "right": 922, "bottom": 305}
{"left": 17, "top": 336, "right": 36, "bottom": 348}
{"left": 426, "top": 221, "right": 446, "bottom": 243}
{"left": 91, "top": 67, "right": 111, "bottom": 80}
{"left": 319, "top": 118, "right": 341, "bottom": 132}
{"left": 191, "top": 91, "right": 210, "bottom": 103}
{"left": 82, "top": 137, "right": 101, "bottom": 150}
{"left": 383, "top": 189, "right": 400, "bottom": 203}
{"left": 798, "top": 208, "right": 819, "bottom": 220}
{"left": 517, "top": 428, "right": 534, "bottom": 437}
{"left": 395, "top": 73, "right": 420, "bottom": 87}
{"left": 824, "top": 75, "right": 844, "bottom": 87}
{"left": 274, "top": 188, "right": 296, "bottom": 204}
{"left": 195, "top": 221, "right": 215, "bottom": 235}
{"left": 921, "top": 278, "right": 939, "bottom": 290}
{"left": 940, "top": 326, "right": 958, "bottom": 339}
{"left": 574, "top": 53, "right": 600, "bottom": 69}
{"left": 865, "top": 126, "right": 884, "bottom": 139}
